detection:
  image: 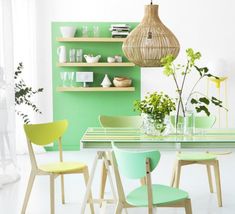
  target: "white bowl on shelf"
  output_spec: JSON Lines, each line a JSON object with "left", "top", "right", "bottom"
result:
{"left": 84, "top": 55, "right": 101, "bottom": 63}
{"left": 60, "top": 26, "right": 76, "bottom": 38}
{"left": 113, "top": 77, "right": 132, "bottom": 87}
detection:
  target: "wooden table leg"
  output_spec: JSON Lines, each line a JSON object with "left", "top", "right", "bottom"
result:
{"left": 81, "top": 153, "right": 99, "bottom": 214}
{"left": 99, "top": 160, "right": 107, "bottom": 207}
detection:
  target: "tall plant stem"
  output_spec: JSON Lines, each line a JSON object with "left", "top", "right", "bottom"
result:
{"left": 173, "top": 61, "right": 189, "bottom": 130}
{"left": 172, "top": 73, "right": 184, "bottom": 127}
{"left": 185, "top": 75, "right": 204, "bottom": 109}
{"left": 179, "top": 61, "right": 189, "bottom": 113}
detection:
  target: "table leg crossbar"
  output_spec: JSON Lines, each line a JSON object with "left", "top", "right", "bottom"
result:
{"left": 81, "top": 151, "right": 117, "bottom": 214}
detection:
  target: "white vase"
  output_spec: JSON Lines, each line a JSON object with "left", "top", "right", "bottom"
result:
{"left": 101, "top": 74, "right": 112, "bottom": 87}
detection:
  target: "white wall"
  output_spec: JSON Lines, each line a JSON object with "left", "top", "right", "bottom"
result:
{"left": 35, "top": 0, "right": 235, "bottom": 127}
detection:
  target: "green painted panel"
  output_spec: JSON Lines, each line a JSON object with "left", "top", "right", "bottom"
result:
{"left": 51, "top": 22, "right": 140, "bottom": 150}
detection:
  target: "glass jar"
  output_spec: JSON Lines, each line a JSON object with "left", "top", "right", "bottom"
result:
{"left": 141, "top": 114, "right": 170, "bottom": 136}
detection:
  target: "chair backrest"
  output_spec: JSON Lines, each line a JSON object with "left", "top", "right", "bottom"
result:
{"left": 99, "top": 115, "right": 142, "bottom": 128}
{"left": 24, "top": 120, "right": 68, "bottom": 169}
{"left": 194, "top": 115, "right": 216, "bottom": 128}
{"left": 112, "top": 142, "right": 160, "bottom": 179}
{"left": 170, "top": 115, "right": 216, "bottom": 129}
{"left": 24, "top": 120, "right": 68, "bottom": 146}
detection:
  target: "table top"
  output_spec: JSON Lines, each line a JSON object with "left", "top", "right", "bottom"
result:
{"left": 81, "top": 127, "right": 235, "bottom": 149}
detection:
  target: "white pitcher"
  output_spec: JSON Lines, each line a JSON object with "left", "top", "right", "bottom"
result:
{"left": 57, "top": 46, "right": 67, "bottom": 63}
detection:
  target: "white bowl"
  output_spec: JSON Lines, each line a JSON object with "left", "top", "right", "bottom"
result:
{"left": 60, "top": 26, "right": 76, "bottom": 38}
{"left": 84, "top": 55, "right": 101, "bottom": 63}
{"left": 113, "top": 77, "right": 132, "bottom": 87}
{"left": 107, "top": 57, "right": 115, "bottom": 63}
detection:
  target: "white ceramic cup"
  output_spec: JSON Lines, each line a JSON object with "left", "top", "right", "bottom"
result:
{"left": 107, "top": 57, "right": 115, "bottom": 63}
{"left": 60, "top": 26, "right": 76, "bottom": 38}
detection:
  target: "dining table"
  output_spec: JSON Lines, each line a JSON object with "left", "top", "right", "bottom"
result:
{"left": 80, "top": 127, "right": 235, "bottom": 214}
{"left": 81, "top": 127, "right": 235, "bottom": 149}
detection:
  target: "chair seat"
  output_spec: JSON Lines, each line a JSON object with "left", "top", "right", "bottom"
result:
{"left": 177, "top": 153, "right": 217, "bottom": 161}
{"left": 126, "top": 184, "right": 188, "bottom": 206}
{"left": 39, "top": 162, "right": 86, "bottom": 173}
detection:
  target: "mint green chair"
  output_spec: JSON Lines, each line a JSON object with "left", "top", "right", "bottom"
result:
{"left": 98, "top": 115, "right": 142, "bottom": 206}
{"left": 99, "top": 115, "right": 142, "bottom": 128}
{"left": 171, "top": 115, "right": 223, "bottom": 207}
{"left": 170, "top": 115, "right": 216, "bottom": 129}
{"left": 22, "top": 120, "right": 94, "bottom": 214}
{"left": 111, "top": 142, "right": 192, "bottom": 214}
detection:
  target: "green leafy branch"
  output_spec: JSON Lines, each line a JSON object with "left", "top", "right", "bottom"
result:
{"left": 15, "top": 63, "right": 43, "bottom": 124}
{"left": 161, "top": 48, "right": 227, "bottom": 126}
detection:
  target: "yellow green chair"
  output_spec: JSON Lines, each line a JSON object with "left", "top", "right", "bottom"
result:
{"left": 170, "top": 115, "right": 223, "bottom": 207}
{"left": 99, "top": 115, "right": 142, "bottom": 128}
{"left": 111, "top": 142, "right": 192, "bottom": 214}
{"left": 21, "top": 120, "right": 94, "bottom": 214}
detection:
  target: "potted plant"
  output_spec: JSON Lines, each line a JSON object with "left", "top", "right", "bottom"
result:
{"left": 134, "top": 92, "right": 175, "bottom": 135}
{"left": 161, "top": 48, "right": 227, "bottom": 132}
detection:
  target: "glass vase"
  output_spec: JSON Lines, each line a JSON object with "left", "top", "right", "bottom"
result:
{"left": 142, "top": 114, "right": 170, "bottom": 136}
{"left": 172, "top": 111, "right": 195, "bottom": 135}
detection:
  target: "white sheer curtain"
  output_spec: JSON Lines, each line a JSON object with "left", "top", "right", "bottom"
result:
{"left": 12, "top": 0, "right": 44, "bottom": 154}
{"left": 0, "top": 0, "right": 19, "bottom": 188}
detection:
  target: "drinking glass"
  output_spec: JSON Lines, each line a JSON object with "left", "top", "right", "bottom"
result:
{"left": 82, "top": 26, "right": 88, "bottom": 37}
{"left": 67, "top": 72, "right": 75, "bottom": 87}
{"left": 60, "top": 72, "right": 67, "bottom": 87}
{"left": 93, "top": 26, "right": 100, "bottom": 37}
{"left": 69, "top": 49, "right": 76, "bottom": 62}
{"left": 76, "top": 49, "right": 83, "bottom": 62}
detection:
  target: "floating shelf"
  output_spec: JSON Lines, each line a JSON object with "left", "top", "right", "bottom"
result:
{"left": 57, "top": 62, "right": 135, "bottom": 67}
{"left": 57, "top": 87, "right": 135, "bottom": 92}
{"left": 56, "top": 37, "right": 126, "bottom": 42}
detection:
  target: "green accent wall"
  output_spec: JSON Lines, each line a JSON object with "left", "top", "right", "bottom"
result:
{"left": 51, "top": 22, "right": 140, "bottom": 150}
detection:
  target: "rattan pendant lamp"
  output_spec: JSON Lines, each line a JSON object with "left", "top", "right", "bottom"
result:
{"left": 122, "top": 0, "right": 180, "bottom": 67}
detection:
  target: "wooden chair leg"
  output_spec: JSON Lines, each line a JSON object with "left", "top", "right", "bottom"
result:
{"left": 213, "top": 160, "right": 222, "bottom": 207}
{"left": 50, "top": 175, "right": 55, "bottom": 214}
{"left": 21, "top": 171, "right": 36, "bottom": 214}
{"left": 140, "top": 177, "right": 146, "bottom": 185}
{"left": 148, "top": 207, "right": 153, "bottom": 214}
{"left": 99, "top": 160, "right": 107, "bottom": 207}
{"left": 61, "top": 175, "right": 65, "bottom": 204}
{"left": 83, "top": 167, "right": 95, "bottom": 214}
{"left": 170, "top": 161, "right": 177, "bottom": 187}
{"left": 174, "top": 161, "right": 181, "bottom": 188}
{"left": 115, "top": 202, "right": 123, "bottom": 214}
{"left": 206, "top": 164, "right": 214, "bottom": 193}
{"left": 184, "top": 198, "right": 192, "bottom": 214}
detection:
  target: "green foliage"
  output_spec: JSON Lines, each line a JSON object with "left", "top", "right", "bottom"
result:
{"left": 186, "top": 48, "right": 201, "bottom": 67}
{"left": 134, "top": 92, "right": 176, "bottom": 124}
{"left": 15, "top": 63, "right": 43, "bottom": 124}
{"left": 161, "top": 48, "right": 227, "bottom": 118}
{"left": 161, "top": 55, "right": 175, "bottom": 76}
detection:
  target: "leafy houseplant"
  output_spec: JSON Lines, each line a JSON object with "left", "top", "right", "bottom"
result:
{"left": 15, "top": 63, "right": 43, "bottom": 124}
{"left": 161, "top": 48, "right": 227, "bottom": 129}
{"left": 134, "top": 92, "right": 175, "bottom": 135}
